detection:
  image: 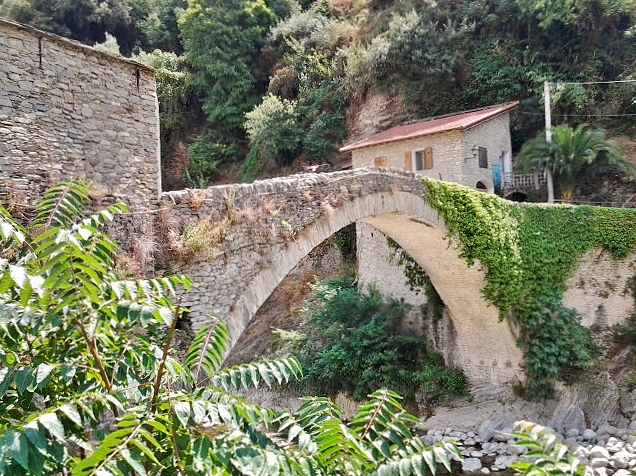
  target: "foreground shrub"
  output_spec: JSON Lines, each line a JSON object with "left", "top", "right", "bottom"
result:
{"left": 0, "top": 181, "right": 458, "bottom": 474}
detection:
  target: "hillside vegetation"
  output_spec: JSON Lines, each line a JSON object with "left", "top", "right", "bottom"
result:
{"left": 2, "top": 0, "right": 636, "bottom": 188}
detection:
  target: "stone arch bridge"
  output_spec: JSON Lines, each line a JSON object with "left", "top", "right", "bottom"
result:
{"left": 160, "top": 167, "right": 636, "bottom": 387}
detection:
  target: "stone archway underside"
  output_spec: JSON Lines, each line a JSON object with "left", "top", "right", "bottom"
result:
{"left": 225, "top": 190, "right": 523, "bottom": 386}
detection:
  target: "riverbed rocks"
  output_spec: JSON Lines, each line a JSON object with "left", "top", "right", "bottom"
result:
{"left": 423, "top": 421, "right": 636, "bottom": 474}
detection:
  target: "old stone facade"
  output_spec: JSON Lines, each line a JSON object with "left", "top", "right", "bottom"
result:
{"left": 342, "top": 103, "right": 517, "bottom": 193}
{"left": 356, "top": 222, "right": 462, "bottom": 368}
{"left": 0, "top": 18, "right": 160, "bottom": 210}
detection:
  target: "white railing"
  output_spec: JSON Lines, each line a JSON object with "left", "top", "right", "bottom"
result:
{"left": 503, "top": 172, "right": 547, "bottom": 188}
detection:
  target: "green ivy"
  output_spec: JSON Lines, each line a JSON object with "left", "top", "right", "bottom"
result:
{"left": 421, "top": 178, "right": 636, "bottom": 398}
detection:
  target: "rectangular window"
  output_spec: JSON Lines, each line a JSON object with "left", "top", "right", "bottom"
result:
{"left": 478, "top": 147, "right": 488, "bottom": 168}
{"left": 374, "top": 156, "right": 387, "bottom": 167}
{"left": 414, "top": 147, "right": 433, "bottom": 171}
{"left": 415, "top": 151, "right": 424, "bottom": 170}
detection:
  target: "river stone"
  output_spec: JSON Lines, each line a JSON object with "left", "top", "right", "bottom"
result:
{"left": 590, "top": 457, "right": 610, "bottom": 469}
{"left": 598, "top": 424, "right": 619, "bottom": 436}
{"left": 590, "top": 446, "right": 611, "bottom": 459}
{"left": 493, "top": 455, "right": 516, "bottom": 468}
{"left": 509, "top": 444, "right": 526, "bottom": 456}
{"left": 583, "top": 429, "right": 598, "bottom": 440}
{"left": 613, "top": 470, "right": 632, "bottom": 476}
{"left": 462, "top": 458, "right": 483, "bottom": 472}
{"left": 566, "top": 428, "right": 580, "bottom": 438}
{"left": 574, "top": 446, "right": 589, "bottom": 459}
{"left": 492, "top": 430, "right": 511, "bottom": 443}
{"left": 478, "top": 468, "right": 490, "bottom": 475}
{"left": 607, "top": 439, "right": 625, "bottom": 453}
{"left": 422, "top": 435, "right": 437, "bottom": 446}
{"left": 610, "top": 451, "right": 631, "bottom": 469}
{"left": 479, "top": 417, "right": 507, "bottom": 442}
{"left": 593, "top": 468, "right": 609, "bottom": 476}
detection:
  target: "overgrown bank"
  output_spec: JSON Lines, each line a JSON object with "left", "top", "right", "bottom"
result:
{"left": 287, "top": 276, "right": 466, "bottom": 403}
{"left": 422, "top": 178, "right": 636, "bottom": 398}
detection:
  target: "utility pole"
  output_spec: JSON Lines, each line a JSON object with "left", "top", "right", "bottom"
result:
{"left": 544, "top": 81, "right": 555, "bottom": 203}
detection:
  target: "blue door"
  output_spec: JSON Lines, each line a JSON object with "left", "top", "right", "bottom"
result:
{"left": 492, "top": 163, "right": 501, "bottom": 190}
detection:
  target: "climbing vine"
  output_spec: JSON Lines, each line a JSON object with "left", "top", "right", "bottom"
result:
{"left": 421, "top": 178, "right": 636, "bottom": 398}
{"left": 386, "top": 237, "right": 445, "bottom": 323}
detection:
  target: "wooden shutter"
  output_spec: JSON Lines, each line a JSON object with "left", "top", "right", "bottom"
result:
{"left": 374, "top": 156, "right": 387, "bottom": 167}
{"left": 404, "top": 151, "right": 412, "bottom": 171}
{"left": 424, "top": 147, "right": 433, "bottom": 170}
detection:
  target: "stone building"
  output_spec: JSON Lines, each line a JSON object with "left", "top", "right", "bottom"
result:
{"left": 340, "top": 102, "right": 519, "bottom": 353}
{"left": 0, "top": 17, "right": 160, "bottom": 210}
{"left": 340, "top": 102, "right": 519, "bottom": 194}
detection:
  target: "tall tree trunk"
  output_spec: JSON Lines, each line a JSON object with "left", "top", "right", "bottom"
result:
{"left": 546, "top": 169, "right": 554, "bottom": 203}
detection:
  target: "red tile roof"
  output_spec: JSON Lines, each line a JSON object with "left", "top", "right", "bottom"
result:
{"left": 340, "top": 101, "right": 519, "bottom": 152}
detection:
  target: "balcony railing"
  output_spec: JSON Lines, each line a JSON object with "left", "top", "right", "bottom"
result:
{"left": 503, "top": 172, "right": 547, "bottom": 189}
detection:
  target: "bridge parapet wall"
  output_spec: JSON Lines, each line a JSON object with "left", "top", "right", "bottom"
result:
{"left": 0, "top": 18, "right": 160, "bottom": 209}
{"left": 159, "top": 167, "right": 426, "bottom": 328}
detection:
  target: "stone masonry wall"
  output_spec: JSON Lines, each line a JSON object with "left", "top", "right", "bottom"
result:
{"left": 356, "top": 222, "right": 462, "bottom": 368}
{"left": 0, "top": 18, "right": 160, "bottom": 211}
{"left": 158, "top": 168, "right": 427, "bottom": 331}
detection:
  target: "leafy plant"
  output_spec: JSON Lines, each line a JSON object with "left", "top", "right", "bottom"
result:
{"left": 0, "top": 180, "right": 459, "bottom": 474}
{"left": 296, "top": 276, "right": 466, "bottom": 402}
{"left": 516, "top": 124, "right": 636, "bottom": 202}
{"left": 422, "top": 179, "right": 636, "bottom": 398}
{"left": 275, "top": 388, "right": 462, "bottom": 475}
{"left": 244, "top": 93, "right": 304, "bottom": 170}
{"left": 0, "top": 180, "right": 296, "bottom": 473}
{"left": 511, "top": 421, "right": 587, "bottom": 476}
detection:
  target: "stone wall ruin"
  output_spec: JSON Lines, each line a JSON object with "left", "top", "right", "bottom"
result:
{"left": 0, "top": 17, "right": 160, "bottom": 212}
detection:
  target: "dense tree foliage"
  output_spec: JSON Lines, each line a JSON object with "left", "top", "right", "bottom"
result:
{"left": 290, "top": 276, "right": 466, "bottom": 403}
{"left": 3, "top": 0, "right": 636, "bottom": 184}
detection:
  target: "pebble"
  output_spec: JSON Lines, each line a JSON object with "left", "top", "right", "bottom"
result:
{"left": 462, "top": 458, "right": 483, "bottom": 472}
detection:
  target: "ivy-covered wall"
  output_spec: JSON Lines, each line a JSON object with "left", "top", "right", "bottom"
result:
{"left": 422, "top": 178, "right": 636, "bottom": 397}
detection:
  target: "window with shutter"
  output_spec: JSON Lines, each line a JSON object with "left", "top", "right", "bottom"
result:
{"left": 374, "top": 156, "right": 387, "bottom": 167}
{"left": 414, "top": 148, "right": 433, "bottom": 171}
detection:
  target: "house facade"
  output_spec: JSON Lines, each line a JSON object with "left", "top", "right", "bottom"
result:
{"left": 340, "top": 102, "right": 519, "bottom": 193}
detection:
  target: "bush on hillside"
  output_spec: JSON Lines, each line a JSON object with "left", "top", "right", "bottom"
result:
{"left": 291, "top": 276, "right": 466, "bottom": 402}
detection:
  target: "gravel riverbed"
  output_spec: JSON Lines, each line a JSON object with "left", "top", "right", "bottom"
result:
{"left": 422, "top": 421, "right": 636, "bottom": 474}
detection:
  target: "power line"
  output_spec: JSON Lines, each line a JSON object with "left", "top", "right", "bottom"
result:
{"left": 548, "top": 79, "right": 636, "bottom": 86}
{"left": 521, "top": 112, "right": 636, "bottom": 117}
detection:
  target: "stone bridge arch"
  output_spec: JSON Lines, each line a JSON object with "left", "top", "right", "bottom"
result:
{"left": 162, "top": 168, "right": 522, "bottom": 386}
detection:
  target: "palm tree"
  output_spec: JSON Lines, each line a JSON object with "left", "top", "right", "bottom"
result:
{"left": 516, "top": 124, "right": 636, "bottom": 203}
